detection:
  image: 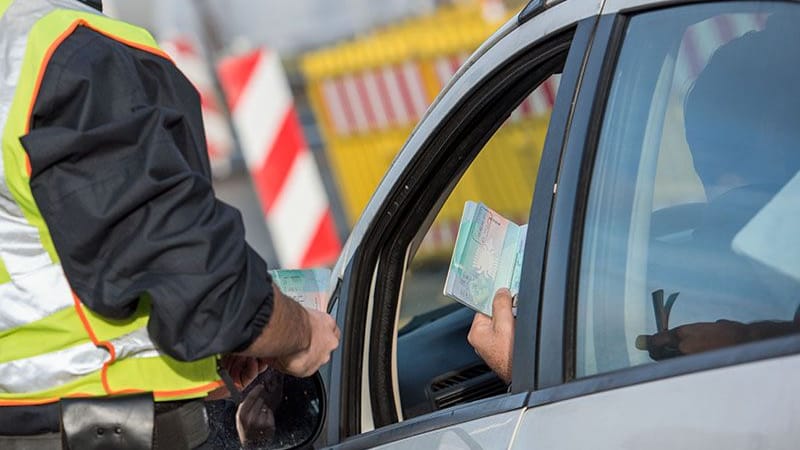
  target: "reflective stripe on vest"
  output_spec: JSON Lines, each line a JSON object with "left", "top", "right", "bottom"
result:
{"left": 0, "top": 0, "right": 221, "bottom": 404}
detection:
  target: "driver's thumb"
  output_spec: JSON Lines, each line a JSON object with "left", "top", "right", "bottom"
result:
{"left": 491, "top": 288, "right": 514, "bottom": 320}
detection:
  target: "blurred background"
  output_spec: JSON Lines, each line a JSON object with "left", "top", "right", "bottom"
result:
{"left": 103, "top": 0, "right": 529, "bottom": 269}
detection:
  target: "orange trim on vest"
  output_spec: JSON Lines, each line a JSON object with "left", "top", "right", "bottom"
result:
{"left": 0, "top": 392, "right": 93, "bottom": 407}
{"left": 24, "top": 18, "right": 172, "bottom": 176}
{"left": 0, "top": 381, "right": 223, "bottom": 406}
{"left": 95, "top": 379, "right": 224, "bottom": 398}
{"left": 71, "top": 292, "right": 117, "bottom": 395}
{"left": 71, "top": 292, "right": 224, "bottom": 400}
{"left": 154, "top": 380, "right": 224, "bottom": 399}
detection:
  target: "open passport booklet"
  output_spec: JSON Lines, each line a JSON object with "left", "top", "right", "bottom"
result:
{"left": 270, "top": 268, "right": 331, "bottom": 312}
{"left": 444, "top": 201, "right": 526, "bottom": 316}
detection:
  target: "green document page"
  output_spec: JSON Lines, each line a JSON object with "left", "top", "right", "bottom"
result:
{"left": 270, "top": 268, "right": 332, "bottom": 311}
{"left": 444, "top": 201, "right": 526, "bottom": 316}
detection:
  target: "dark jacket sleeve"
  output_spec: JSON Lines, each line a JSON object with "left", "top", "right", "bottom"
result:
{"left": 19, "top": 26, "right": 273, "bottom": 361}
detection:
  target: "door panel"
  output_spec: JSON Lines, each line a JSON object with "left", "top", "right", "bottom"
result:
{"left": 328, "top": 12, "right": 598, "bottom": 448}
{"left": 372, "top": 409, "right": 524, "bottom": 450}
{"left": 519, "top": 2, "right": 800, "bottom": 449}
{"left": 511, "top": 354, "right": 800, "bottom": 449}
{"left": 324, "top": 1, "right": 602, "bottom": 446}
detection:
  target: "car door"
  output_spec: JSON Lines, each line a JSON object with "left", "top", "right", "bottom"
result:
{"left": 314, "top": 1, "right": 604, "bottom": 448}
{"left": 511, "top": 1, "right": 800, "bottom": 449}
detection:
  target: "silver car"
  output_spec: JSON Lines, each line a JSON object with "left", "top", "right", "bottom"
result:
{"left": 242, "top": 0, "right": 800, "bottom": 448}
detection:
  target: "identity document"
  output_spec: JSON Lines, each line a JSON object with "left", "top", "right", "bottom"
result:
{"left": 444, "top": 201, "right": 526, "bottom": 316}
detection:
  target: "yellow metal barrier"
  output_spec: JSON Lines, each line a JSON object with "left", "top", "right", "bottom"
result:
{"left": 301, "top": 2, "right": 551, "bottom": 259}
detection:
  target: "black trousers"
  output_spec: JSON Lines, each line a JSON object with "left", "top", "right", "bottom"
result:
{"left": 0, "top": 434, "right": 216, "bottom": 450}
{"left": 0, "top": 399, "right": 210, "bottom": 449}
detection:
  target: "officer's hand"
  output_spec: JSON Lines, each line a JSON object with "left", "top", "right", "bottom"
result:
{"left": 236, "top": 384, "right": 276, "bottom": 447}
{"left": 227, "top": 355, "right": 270, "bottom": 390}
{"left": 468, "top": 288, "right": 515, "bottom": 383}
{"left": 270, "top": 308, "right": 340, "bottom": 378}
{"left": 641, "top": 320, "right": 749, "bottom": 360}
{"left": 206, "top": 355, "right": 269, "bottom": 400}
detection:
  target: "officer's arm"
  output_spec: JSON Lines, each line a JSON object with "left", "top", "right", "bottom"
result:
{"left": 19, "top": 27, "right": 275, "bottom": 361}
{"left": 243, "top": 285, "right": 340, "bottom": 378}
{"left": 245, "top": 286, "right": 312, "bottom": 358}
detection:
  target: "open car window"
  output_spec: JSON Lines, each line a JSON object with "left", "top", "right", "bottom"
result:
{"left": 399, "top": 74, "right": 562, "bottom": 335}
{"left": 396, "top": 70, "right": 565, "bottom": 420}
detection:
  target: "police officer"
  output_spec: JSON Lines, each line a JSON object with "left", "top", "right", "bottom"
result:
{"left": 0, "top": 0, "right": 339, "bottom": 448}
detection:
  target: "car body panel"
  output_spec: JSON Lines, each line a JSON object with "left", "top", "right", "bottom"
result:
{"left": 330, "top": 393, "right": 530, "bottom": 449}
{"left": 370, "top": 410, "right": 524, "bottom": 450}
{"left": 513, "top": 354, "right": 800, "bottom": 449}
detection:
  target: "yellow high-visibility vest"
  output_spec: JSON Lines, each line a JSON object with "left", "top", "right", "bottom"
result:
{"left": 0, "top": 0, "right": 221, "bottom": 405}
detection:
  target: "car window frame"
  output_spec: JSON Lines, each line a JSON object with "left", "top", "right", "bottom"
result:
{"left": 510, "top": 14, "right": 597, "bottom": 396}
{"left": 363, "top": 32, "right": 575, "bottom": 430}
{"left": 530, "top": 0, "right": 800, "bottom": 411}
{"left": 322, "top": 8, "right": 602, "bottom": 450}
{"left": 368, "top": 44, "right": 572, "bottom": 427}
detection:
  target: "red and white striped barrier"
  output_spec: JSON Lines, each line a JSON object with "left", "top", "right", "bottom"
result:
{"left": 318, "top": 53, "right": 560, "bottom": 137}
{"left": 321, "top": 62, "right": 429, "bottom": 135}
{"left": 218, "top": 49, "right": 341, "bottom": 269}
{"left": 159, "top": 37, "right": 234, "bottom": 176}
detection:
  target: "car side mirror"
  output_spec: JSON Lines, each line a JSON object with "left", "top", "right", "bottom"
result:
{"left": 206, "top": 368, "right": 325, "bottom": 449}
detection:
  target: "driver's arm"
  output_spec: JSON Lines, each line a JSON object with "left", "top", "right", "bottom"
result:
{"left": 644, "top": 318, "right": 800, "bottom": 359}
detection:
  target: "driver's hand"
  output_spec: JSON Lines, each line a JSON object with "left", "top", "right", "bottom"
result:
{"left": 468, "top": 288, "right": 515, "bottom": 383}
{"left": 642, "top": 319, "right": 749, "bottom": 360}
{"left": 269, "top": 308, "right": 340, "bottom": 378}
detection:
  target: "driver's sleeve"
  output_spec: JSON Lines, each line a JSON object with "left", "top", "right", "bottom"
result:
{"left": 18, "top": 26, "right": 273, "bottom": 361}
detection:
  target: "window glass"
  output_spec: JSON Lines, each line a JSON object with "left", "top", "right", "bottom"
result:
{"left": 577, "top": 2, "right": 800, "bottom": 377}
